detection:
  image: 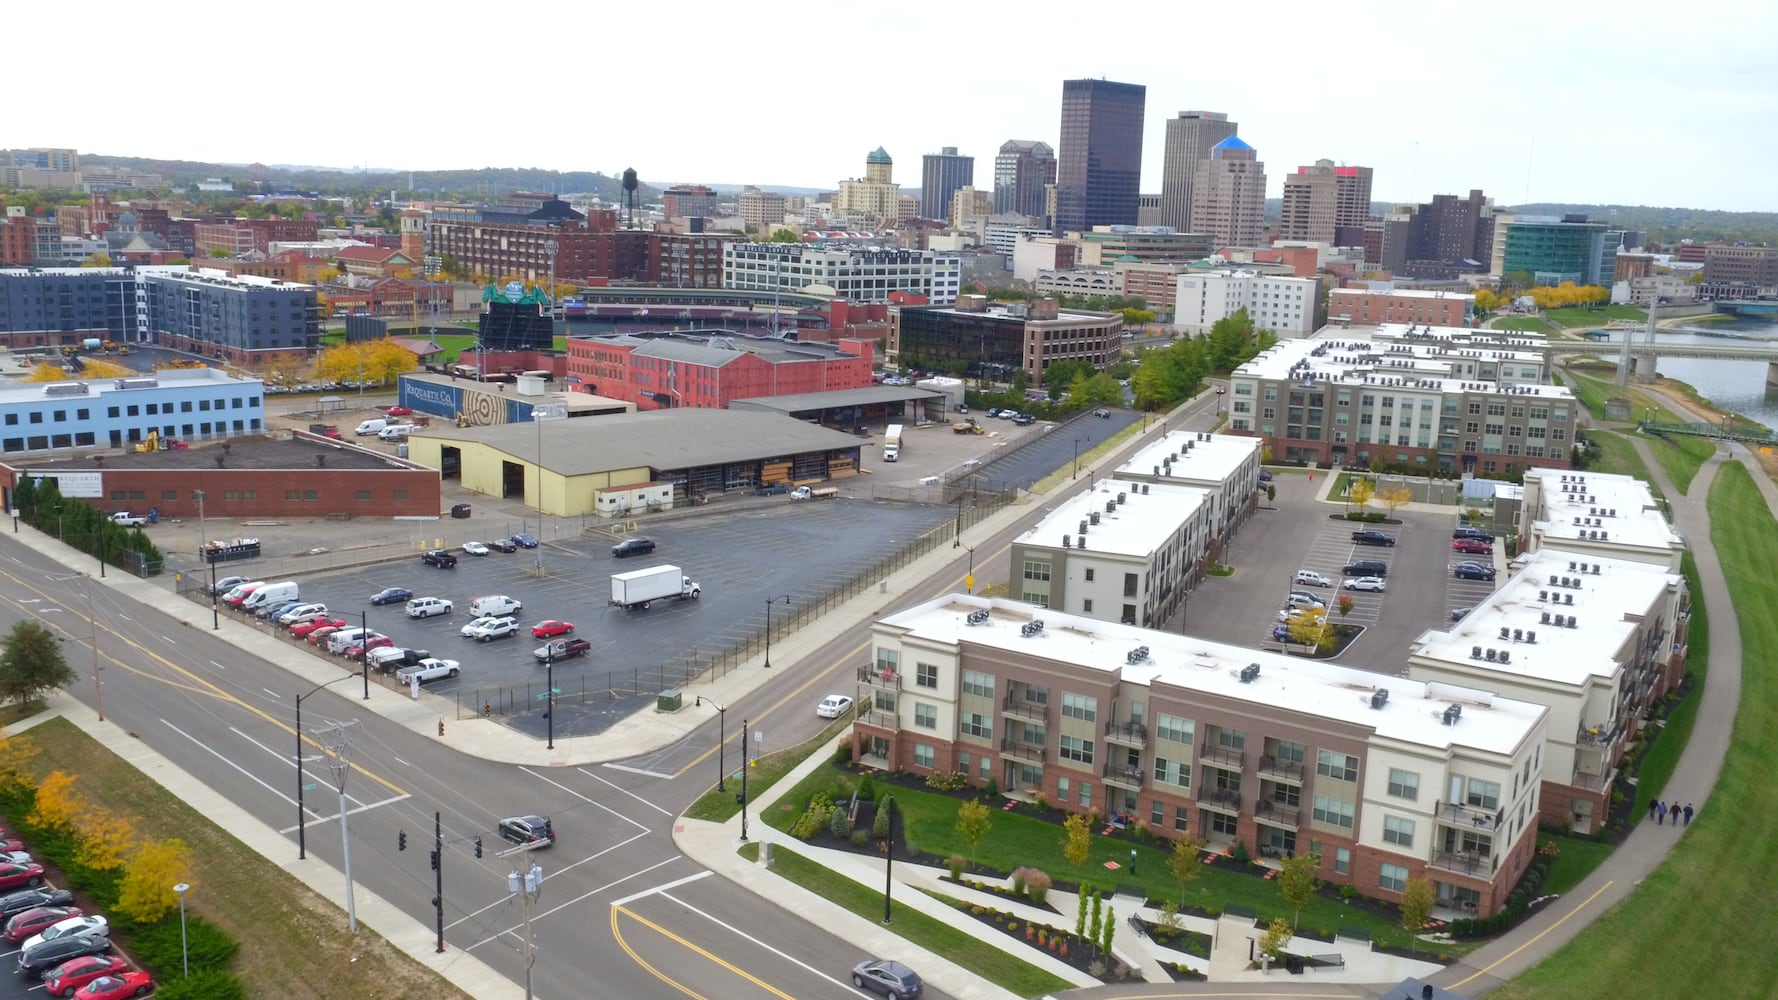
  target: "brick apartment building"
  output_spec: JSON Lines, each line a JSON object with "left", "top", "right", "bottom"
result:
{"left": 427, "top": 196, "right": 730, "bottom": 288}
{"left": 1329, "top": 288, "right": 1474, "bottom": 327}
{"left": 564, "top": 331, "right": 874, "bottom": 409}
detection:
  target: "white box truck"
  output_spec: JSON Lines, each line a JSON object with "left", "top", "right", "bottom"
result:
{"left": 609, "top": 565, "right": 701, "bottom": 611}
{"left": 883, "top": 424, "right": 903, "bottom": 462}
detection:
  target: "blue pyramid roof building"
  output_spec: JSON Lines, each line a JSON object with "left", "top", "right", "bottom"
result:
{"left": 866, "top": 146, "right": 893, "bottom": 164}
{"left": 1211, "top": 134, "right": 1254, "bottom": 153}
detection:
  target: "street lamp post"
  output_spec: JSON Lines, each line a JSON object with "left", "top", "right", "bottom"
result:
{"left": 739, "top": 717, "right": 750, "bottom": 841}
{"left": 762, "top": 595, "right": 791, "bottom": 669}
{"left": 882, "top": 795, "right": 895, "bottom": 924}
{"left": 544, "top": 647, "right": 555, "bottom": 751}
{"left": 295, "top": 673, "right": 356, "bottom": 860}
{"left": 52, "top": 573, "right": 104, "bottom": 722}
{"left": 696, "top": 697, "right": 727, "bottom": 792}
{"left": 1073, "top": 438, "right": 1081, "bottom": 479}
{"left": 173, "top": 882, "right": 190, "bottom": 976}
{"left": 195, "top": 490, "right": 218, "bottom": 629}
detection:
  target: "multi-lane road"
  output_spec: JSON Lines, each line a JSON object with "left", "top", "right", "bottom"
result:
{"left": 0, "top": 393, "right": 1222, "bottom": 999}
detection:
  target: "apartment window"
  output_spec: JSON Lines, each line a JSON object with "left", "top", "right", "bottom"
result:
{"left": 1316, "top": 749, "right": 1358, "bottom": 782}
{"left": 1122, "top": 572, "right": 1138, "bottom": 598}
{"left": 1151, "top": 800, "right": 1165, "bottom": 827}
{"left": 1022, "top": 560, "right": 1051, "bottom": 582}
{"left": 1174, "top": 806, "right": 1190, "bottom": 832}
{"left": 285, "top": 490, "right": 301, "bottom": 501}
{"left": 876, "top": 648, "right": 899, "bottom": 676}
{"left": 3, "top": 415, "right": 14, "bottom": 427}
{"left": 1061, "top": 693, "right": 1097, "bottom": 722}
{"left": 914, "top": 703, "right": 936, "bottom": 730}
{"left": 1217, "top": 728, "right": 1246, "bottom": 751}
{"left": 1375, "top": 862, "right": 1409, "bottom": 894}
{"left": 1383, "top": 815, "right": 1415, "bottom": 848}
{"left": 1057, "top": 776, "right": 1070, "bottom": 801}
{"left": 961, "top": 670, "right": 994, "bottom": 698}
{"left": 1082, "top": 599, "right": 1093, "bottom": 613}
{"left": 980, "top": 755, "right": 990, "bottom": 781}
{"left": 1312, "top": 795, "right": 1354, "bottom": 829}
{"left": 1058, "top": 735, "right": 1095, "bottom": 765}
{"left": 1078, "top": 782, "right": 1092, "bottom": 808}
{"left": 1152, "top": 711, "right": 1194, "bottom": 743}
{"left": 1022, "top": 685, "right": 1048, "bottom": 707}
{"left": 1209, "top": 812, "right": 1238, "bottom": 836}
{"left": 1467, "top": 403, "right": 1481, "bottom": 415}
{"left": 1466, "top": 779, "right": 1501, "bottom": 810}
{"left": 1272, "top": 783, "right": 1300, "bottom": 807}
{"left": 393, "top": 490, "right": 408, "bottom": 501}
{"left": 1084, "top": 568, "right": 1095, "bottom": 582}
{"left": 355, "top": 490, "right": 372, "bottom": 501}
{"left": 1334, "top": 847, "right": 1351, "bottom": 874}
{"left": 913, "top": 744, "right": 934, "bottom": 769}
{"left": 1152, "top": 757, "right": 1189, "bottom": 789}
{"left": 1273, "top": 740, "right": 1305, "bottom": 765}
{"left": 1387, "top": 768, "right": 1419, "bottom": 800}
{"left": 303, "top": 490, "right": 318, "bottom": 501}
{"left": 961, "top": 712, "right": 991, "bottom": 740}
{"left": 957, "top": 751, "right": 969, "bottom": 775}
{"left": 1462, "top": 830, "right": 1494, "bottom": 856}
{"left": 916, "top": 663, "right": 938, "bottom": 689}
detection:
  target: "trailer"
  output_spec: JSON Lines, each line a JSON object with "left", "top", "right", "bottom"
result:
{"left": 790, "top": 486, "right": 839, "bottom": 501}
{"left": 201, "top": 538, "right": 263, "bottom": 564}
{"left": 883, "top": 423, "right": 903, "bottom": 462}
{"left": 609, "top": 564, "right": 702, "bottom": 610}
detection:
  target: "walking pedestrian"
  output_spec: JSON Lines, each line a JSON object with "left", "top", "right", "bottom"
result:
{"left": 1657, "top": 801, "right": 1669, "bottom": 825}
{"left": 1684, "top": 803, "right": 1695, "bottom": 826}
{"left": 1648, "top": 799, "right": 1659, "bottom": 822}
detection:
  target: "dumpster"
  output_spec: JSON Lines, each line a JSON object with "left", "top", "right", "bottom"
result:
{"left": 450, "top": 503, "right": 472, "bottom": 519}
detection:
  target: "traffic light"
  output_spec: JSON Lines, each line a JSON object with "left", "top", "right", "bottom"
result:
{"left": 474, "top": 836, "right": 483, "bottom": 859}
{"left": 430, "top": 850, "right": 439, "bottom": 871}
{"left": 398, "top": 830, "right": 407, "bottom": 851}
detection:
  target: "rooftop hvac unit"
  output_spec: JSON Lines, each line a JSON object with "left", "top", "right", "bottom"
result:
{"left": 1117, "top": 492, "right": 1126, "bottom": 503}
{"left": 1443, "top": 704, "right": 1463, "bottom": 726}
{"left": 1566, "top": 616, "right": 1578, "bottom": 629}
{"left": 1020, "top": 620, "right": 1046, "bottom": 638}
{"left": 1471, "top": 645, "right": 1483, "bottom": 659}
{"left": 1549, "top": 575, "right": 1560, "bottom": 586}
{"left": 1062, "top": 535, "right": 1072, "bottom": 548}
{"left": 1370, "top": 689, "right": 1390, "bottom": 710}
{"left": 1079, "top": 519, "right": 1089, "bottom": 534}
{"left": 965, "top": 610, "right": 990, "bottom": 626}
{"left": 1126, "top": 646, "right": 1150, "bottom": 665}
{"left": 1592, "top": 564, "right": 1601, "bottom": 575}
{"left": 1526, "top": 630, "right": 1537, "bottom": 643}
{"left": 1238, "top": 663, "right": 1261, "bottom": 684}
{"left": 1077, "top": 535, "right": 1087, "bottom": 549}
{"left": 1499, "top": 626, "right": 1511, "bottom": 640}
{"left": 1513, "top": 628, "right": 1523, "bottom": 642}
{"left": 1105, "top": 501, "right": 1116, "bottom": 513}
{"left": 1499, "top": 650, "right": 1512, "bottom": 664}
{"left": 1540, "top": 590, "right": 1548, "bottom": 601}
{"left": 1486, "top": 648, "right": 1499, "bottom": 662}
{"left": 1564, "top": 593, "right": 1573, "bottom": 605}
{"left": 1090, "top": 510, "right": 1102, "bottom": 525}
{"left": 1541, "top": 611, "right": 1551, "bottom": 624}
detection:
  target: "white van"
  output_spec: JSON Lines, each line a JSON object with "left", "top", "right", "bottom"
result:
{"left": 326, "top": 627, "right": 380, "bottom": 654}
{"left": 468, "top": 594, "right": 523, "bottom": 618}
{"left": 378, "top": 424, "right": 413, "bottom": 442}
{"left": 241, "top": 580, "right": 299, "bottom": 612}
{"left": 354, "top": 418, "right": 388, "bottom": 436}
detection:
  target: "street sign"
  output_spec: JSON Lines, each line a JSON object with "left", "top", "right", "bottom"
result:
{"left": 535, "top": 688, "right": 561, "bottom": 701}
{"left": 302, "top": 783, "right": 318, "bottom": 791}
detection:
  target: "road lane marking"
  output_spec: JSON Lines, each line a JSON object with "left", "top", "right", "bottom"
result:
{"left": 162, "top": 719, "right": 315, "bottom": 817}
{"left": 603, "top": 762, "right": 673, "bottom": 780}
{"left": 610, "top": 870, "right": 710, "bottom": 907}
{"left": 277, "top": 795, "right": 412, "bottom": 833}
{"left": 263, "top": 689, "right": 280, "bottom": 699}
{"left": 612, "top": 903, "right": 796, "bottom": 1000}
{"left": 1448, "top": 879, "right": 1615, "bottom": 989}
{"left": 444, "top": 828, "right": 650, "bottom": 931}
{"left": 659, "top": 889, "right": 870, "bottom": 996}
{"left": 519, "top": 766, "right": 651, "bottom": 835}
{"left": 461, "top": 854, "right": 683, "bottom": 948}
{"left": 584, "top": 768, "right": 672, "bottom": 816}
{"left": 160, "top": 635, "right": 176, "bottom": 644}
{"left": 209, "top": 660, "right": 227, "bottom": 671}
{"left": 608, "top": 905, "right": 706, "bottom": 1000}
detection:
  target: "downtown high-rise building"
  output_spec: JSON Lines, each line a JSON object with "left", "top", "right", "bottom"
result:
{"left": 1191, "top": 135, "right": 1267, "bottom": 247}
{"left": 993, "top": 140, "right": 1056, "bottom": 218}
{"left": 1054, "top": 78, "right": 1146, "bottom": 234}
{"left": 1278, "top": 159, "right": 1374, "bottom": 243}
{"left": 920, "top": 146, "right": 975, "bottom": 222}
{"left": 1157, "top": 111, "right": 1237, "bottom": 231}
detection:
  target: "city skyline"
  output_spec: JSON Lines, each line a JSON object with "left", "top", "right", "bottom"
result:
{"left": 8, "top": 0, "right": 1774, "bottom": 212}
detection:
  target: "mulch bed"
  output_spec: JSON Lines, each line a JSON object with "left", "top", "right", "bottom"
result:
{"left": 942, "top": 898, "right": 1135, "bottom": 982}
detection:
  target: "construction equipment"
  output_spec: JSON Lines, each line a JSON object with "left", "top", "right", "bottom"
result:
{"left": 952, "top": 419, "right": 981, "bottom": 435}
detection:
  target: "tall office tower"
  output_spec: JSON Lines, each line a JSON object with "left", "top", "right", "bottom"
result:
{"left": 1278, "top": 159, "right": 1375, "bottom": 243}
{"left": 1054, "top": 78, "right": 1147, "bottom": 234}
{"left": 1157, "top": 111, "right": 1236, "bottom": 230}
{"left": 1191, "top": 135, "right": 1268, "bottom": 247}
{"left": 993, "top": 140, "right": 1056, "bottom": 218}
{"left": 920, "top": 146, "right": 975, "bottom": 222}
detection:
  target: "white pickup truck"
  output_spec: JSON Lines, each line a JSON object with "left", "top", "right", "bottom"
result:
{"left": 109, "top": 512, "right": 149, "bottom": 527}
{"left": 395, "top": 658, "right": 461, "bottom": 685}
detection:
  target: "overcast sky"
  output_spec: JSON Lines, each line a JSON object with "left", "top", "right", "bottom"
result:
{"left": 13, "top": 1, "right": 1775, "bottom": 212}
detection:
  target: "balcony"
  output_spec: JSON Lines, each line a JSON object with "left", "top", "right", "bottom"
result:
{"left": 999, "top": 735, "right": 1046, "bottom": 765}
{"left": 857, "top": 710, "right": 899, "bottom": 731}
{"left": 1570, "top": 766, "right": 1613, "bottom": 792}
{"left": 1102, "top": 761, "right": 1145, "bottom": 790}
{"left": 1428, "top": 850, "right": 1491, "bottom": 877}
{"left": 1196, "top": 786, "right": 1241, "bottom": 813}
{"left": 1001, "top": 693, "right": 1047, "bottom": 722}
{"left": 856, "top": 666, "right": 902, "bottom": 691}
{"left": 1435, "top": 801, "right": 1502, "bottom": 832}
{"left": 1104, "top": 721, "right": 1148, "bottom": 747}
{"left": 1198, "top": 742, "right": 1245, "bottom": 769}
{"left": 1257, "top": 755, "right": 1304, "bottom": 784}
{"left": 1255, "top": 798, "right": 1300, "bottom": 829}
{"left": 1577, "top": 723, "right": 1618, "bottom": 749}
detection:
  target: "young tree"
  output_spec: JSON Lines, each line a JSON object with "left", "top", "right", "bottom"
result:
{"left": 1379, "top": 485, "right": 1414, "bottom": 518}
{"left": 0, "top": 620, "right": 78, "bottom": 708}
{"left": 954, "top": 799, "right": 992, "bottom": 864}
{"left": 768, "top": 228, "right": 800, "bottom": 243}
{"left": 1061, "top": 812, "right": 1093, "bottom": 869}
{"left": 1265, "top": 484, "right": 1277, "bottom": 504}
{"left": 1167, "top": 833, "right": 1208, "bottom": 904}
{"left": 75, "top": 814, "right": 137, "bottom": 872}
{"left": 1347, "top": 478, "right": 1375, "bottom": 512}
{"left": 1286, "top": 608, "right": 1335, "bottom": 653}
{"left": 1075, "top": 883, "right": 1089, "bottom": 937}
{"left": 30, "top": 771, "right": 85, "bottom": 831}
{"left": 1089, "top": 889, "right": 1103, "bottom": 940}
{"left": 1336, "top": 594, "right": 1355, "bottom": 621}
{"left": 116, "top": 838, "right": 192, "bottom": 923}
{"left": 1100, "top": 903, "right": 1116, "bottom": 957}
{"left": 1277, "top": 852, "right": 1321, "bottom": 930}
{"left": 1258, "top": 916, "right": 1293, "bottom": 963}
{"left": 1399, "top": 877, "right": 1436, "bottom": 954}
{"left": 80, "top": 252, "right": 114, "bottom": 268}
{"left": 0, "top": 732, "right": 39, "bottom": 790}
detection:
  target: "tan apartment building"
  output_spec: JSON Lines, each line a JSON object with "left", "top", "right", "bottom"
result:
{"left": 856, "top": 594, "right": 1549, "bottom": 916}
{"left": 738, "top": 187, "right": 788, "bottom": 233}
{"left": 1278, "top": 161, "right": 1374, "bottom": 244}
{"left": 1519, "top": 468, "right": 1685, "bottom": 570}
{"left": 1408, "top": 548, "right": 1688, "bottom": 833}
{"left": 1118, "top": 261, "right": 1195, "bottom": 317}
{"left": 1329, "top": 288, "right": 1474, "bottom": 327}
{"left": 1116, "top": 431, "right": 1262, "bottom": 543}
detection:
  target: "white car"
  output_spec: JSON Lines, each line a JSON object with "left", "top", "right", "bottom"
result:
{"left": 459, "top": 616, "right": 499, "bottom": 638}
{"left": 1277, "top": 607, "right": 1320, "bottom": 624}
{"left": 816, "top": 695, "right": 855, "bottom": 719}
{"left": 465, "top": 616, "right": 518, "bottom": 642}
{"left": 1343, "top": 576, "right": 1387, "bottom": 592}
{"left": 405, "top": 597, "right": 453, "bottom": 619}
{"left": 1293, "top": 569, "right": 1333, "bottom": 588}
{"left": 462, "top": 541, "right": 490, "bottom": 556}
{"left": 275, "top": 603, "right": 329, "bottom": 625}
{"left": 395, "top": 658, "right": 461, "bottom": 685}
{"left": 22, "top": 914, "right": 108, "bottom": 951}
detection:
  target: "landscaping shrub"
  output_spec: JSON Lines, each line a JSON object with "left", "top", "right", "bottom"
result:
{"left": 985, "top": 777, "right": 999, "bottom": 798}
{"left": 151, "top": 969, "right": 246, "bottom": 1000}
{"left": 1025, "top": 869, "right": 1051, "bottom": 906}
{"left": 947, "top": 854, "right": 965, "bottom": 879}
{"left": 130, "top": 915, "right": 240, "bottom": 975}
{"left": 828, "top": 807, "right": 850, "bottom": 839}
{"left": 1011, "top": 867, "right": 1029, "bottom": 896}
{"left": 850, "top": 829, "right": 870, "bottom": 848}
{"left": 923, "top": 770, "right": 968, "bottom": 791}
{"left": 872, "top": 798, "right": 891, "bottom": 839}
{"left": 831, "top": 743, "right": 853, "bottom": 765}
{"left": 857, "top": 773, "right": 877, "bottom": 800}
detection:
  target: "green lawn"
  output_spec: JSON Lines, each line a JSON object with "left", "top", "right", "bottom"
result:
{"left": 766, "top": 765, "right": 1466, "bottom": 954}
{"left": 765, "top": 846, "right": 1074, "bottom": 997}
{"left": 684, "top": 716, "right": 852, "bottom": 823}
{"left": 1493, "top": 317, "right": 1557, "bottom": 334}
{"left": 1641, "top": 432, "right": 1718, "bottom": 495}
{"left": 1585, "top": 431, "right": 1660, "bottom": 500}
{"left": 1489, "top": 462, "right": 1778, "bottom": 1000}
{"left": 1545, "top": 305, "right": 1646, "bottom": 329}
{"left": 1563, "top": 370, "right": 1665, "bottom": 422}
{"left": 1537, "top": 835, "right": 1615, "bottom": 897}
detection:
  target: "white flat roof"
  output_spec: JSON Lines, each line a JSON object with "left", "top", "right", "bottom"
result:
{"left": 0, "top": 366, "right": 254, "bottom": 406}
{"left": 1118, "top": 431, "right": 1258, "bottom": 486}
{"left": 883, "top": 594, "right": 1545, "bottom": 757}
{"left": 1233, "top": 336, "right": 1572, "bottom": 399}
{"left": 1019, "top": 478, "right": 1206, "bottom": 556}
{"left": 1371, "top": 322, "right": 1548, "bottom": 347}
{"left": 1410, "top": 549, "right": 1680, "bottom": 686}
{"left": 1526, "top": 469, "right": 1679, "bottom": 551}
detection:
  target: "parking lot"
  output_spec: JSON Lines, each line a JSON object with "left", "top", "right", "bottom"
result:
{"left": 1188, "top": 477, "right": 1503, "bottom": 670}
{"left": 228, "top": 497, "right": 955, "bottom": 730}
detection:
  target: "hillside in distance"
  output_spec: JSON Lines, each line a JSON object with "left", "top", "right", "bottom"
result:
{"left": 79, "top": 154, "right": 639, "bottom": 202}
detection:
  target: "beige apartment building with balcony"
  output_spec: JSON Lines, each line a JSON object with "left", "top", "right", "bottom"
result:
{"left": 1519, "top": 468, "right": 1685, "bottom": 570}
{"left": 855, "top": 594, "right": 1549, "bottom": 916}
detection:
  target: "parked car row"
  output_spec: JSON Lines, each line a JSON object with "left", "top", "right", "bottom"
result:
{"left": 0, "top": 826, "right": 154, "bottom": 995}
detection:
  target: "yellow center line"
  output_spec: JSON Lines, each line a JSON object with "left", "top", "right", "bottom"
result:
{"left": 1, "top": 566, "right": 405, "bottom": 797}
{"left": 612, "top": 903, "right": 796, "bottom": 999}
{"left": 1448, "top": 879, "right": 1615, "bottom": 989}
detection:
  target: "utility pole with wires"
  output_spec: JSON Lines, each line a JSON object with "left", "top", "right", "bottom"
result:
{"left": 499, "top": 843, "right": 546, "bottom": 1000}
{"left": 310, "top": 718, "right": 362, "bottom": 932}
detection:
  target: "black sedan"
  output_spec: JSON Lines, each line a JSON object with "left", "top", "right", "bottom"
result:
{"left": 17, "top": 933, "right": 110, "bottom": 978}
{"left": 370, "top": 587, "right": 414, "bottom": 606}
{"left": 0, "top": 888, "right": 72, "bottom": 919}
{"left": 487, "top": 538, "right": 518, "bottom": 553}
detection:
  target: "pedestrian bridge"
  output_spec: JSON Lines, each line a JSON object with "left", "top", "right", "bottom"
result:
{"left": 1551, "top": 336, "right": 1778, "bottom": 362}
{"left": 1639, "top": 420, "right": 1778, "bottom": 446}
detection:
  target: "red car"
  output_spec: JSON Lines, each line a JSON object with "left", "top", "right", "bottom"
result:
{"left": 383, "top": 405, "right": 413, "bottom": 416}
{"left": 72, "top": 972, "right": 154, "bottom": 1000}
{"left": 290, "top": 616, "right": 346, "bottom": 638}
{"left": 530, "top": 620, "right": 575, "bottom": 639}
{"left": 5, "top": 905, "right": 82, "bottom": 943}
{"left": 1452, "top": 537, "right": 1493, "bottom": 555}
{"left": 307, "top": 626, "right": 343, "bottom": 646}
{"left": 343, "top": 636, "right": 395, "bottom": 659}
{"left": 0, "top": 860, "right": 44, "bottom": 890}
{"left": 43, "top": 955, "right": 129, "bottom": 997}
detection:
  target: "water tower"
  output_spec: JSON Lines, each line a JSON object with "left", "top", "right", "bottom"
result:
{"left": 622, "top": 167, "right": 639, "bottom": 228}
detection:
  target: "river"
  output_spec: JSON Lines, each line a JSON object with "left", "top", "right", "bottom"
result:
{"left": 1595, "top": 315, "right": 1778, "bottom": 431}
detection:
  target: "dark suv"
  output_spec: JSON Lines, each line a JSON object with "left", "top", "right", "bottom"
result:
{"left": 421, "top": 549, "right": 458, "bottom": 569}
{"left": 612, "top": 538, "right": 656, "bottom": 558}
{"left": 1453, "top": 526, "right": 1495, "bottom": 542}
{"left": 1453, "top": 561, "right": 1497, "bottom": 581}
{"left": 1342, "top": 559, "right": 1389, "bottom": 577}
{"left": 1350, "top": 529, "right": 1396, "bottom": 546}
{"left": 498, "top": 815, "right": 554, "bottom": 847}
